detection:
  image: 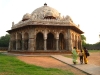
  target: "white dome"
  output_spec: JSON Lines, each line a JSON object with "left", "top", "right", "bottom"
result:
{"left": 31, "top": 3, "right": 61, "bottom": 19}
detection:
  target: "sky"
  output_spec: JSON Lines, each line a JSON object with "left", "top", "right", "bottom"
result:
{"left": 0, "top": 0, "right": 100, "bottom": 44}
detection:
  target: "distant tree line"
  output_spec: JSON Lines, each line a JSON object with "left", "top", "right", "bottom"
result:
{"left": 83, "top": 42, "right": 100, "bottom": 50}
{"left": 81, "top": 34, "right": 100, "bottom": 50}
{"left": 0, "top": 34, "right": 10, "bottom": 47}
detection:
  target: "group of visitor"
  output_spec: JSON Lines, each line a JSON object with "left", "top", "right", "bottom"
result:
{"left": 72, "top": 47, "right": 90, "bottom": 65}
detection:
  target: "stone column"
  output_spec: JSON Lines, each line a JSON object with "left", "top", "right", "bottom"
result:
{"left": 67, "top": 29, "right": 73, "bottom": 51}
{"left": 76, "top": 40, "right": 78, "bottom": 49}
{"left": 8, "top": 41, "right": 11, "bottom": 51}
{"left": 44, "top": 39, "right": 47, "bottom": 50}
{"left": 65, "top": 39, "right": 68, "bottom": 50}
{"left": 28, "top": 38, "right": 34, "bottom": 51}
{"left": 44, "top": 29, "right": 47, "bottom": 51}
{"left": 28, "top": 28, "right": 35, "bottom": 51}
{"left": 8, "top": 40, "right": 12, "bottom": 51}
{"left": 56, "top": 32, "right": 59, "bottom": 51}
{"left": 15, "top": 33, "right": 18, "bottom": 50}
{"left": 56, "top": 39, "right": 59, "bottom": 51}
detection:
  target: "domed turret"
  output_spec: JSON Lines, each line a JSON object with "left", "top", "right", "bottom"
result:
{"left": 22, "top": 13, "right": 31, "bottom": 21}
{"left": 64, "top": 15, "right": 73, "bottom": 22}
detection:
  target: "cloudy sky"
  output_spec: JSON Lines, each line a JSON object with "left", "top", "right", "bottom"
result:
{"left": 0, "top": 0, "right": 100, "bottom": 44}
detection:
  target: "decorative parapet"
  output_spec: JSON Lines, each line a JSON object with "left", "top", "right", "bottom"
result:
{"left": 12, "top": 18, "right": 79, "bottom": 29}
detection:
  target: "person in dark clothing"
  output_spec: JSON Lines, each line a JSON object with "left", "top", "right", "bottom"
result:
{"left": 84, "top": 47, "right": 89, "bottom": 58}
{"left": 83, "top": 47, "right": 90, "bottom": 64}
{"left": 79, "top": 50, "right": 83, "bottom": 64}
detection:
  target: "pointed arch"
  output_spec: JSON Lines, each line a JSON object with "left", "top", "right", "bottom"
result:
{"left": 17, "top": 33, "right": 22, "bottom": 50}
{"left": 47, "top": 33, "right": 56, "bottom": 50}
{"left": 24, "top": 32, "right": 29, "bottom": 50}
{"left": 36, "top": 32, "right": 44, "bottom": 50}
{"left": 59, "top": 33, "right": 65, "bottom": 50}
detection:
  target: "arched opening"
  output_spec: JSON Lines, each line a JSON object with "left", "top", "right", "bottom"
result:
{"left": 59, "top": 33, "right": 65, "bottom": 50}
{"left": 24, "top": 33, "right": 29, "bottom": 50}
{"left": 17, "top": 33, "right": 22, "bottom": 50}
{"left": 47, "top": 33, "right": 56, "bottom": 50}
{"left": 44, "top": 16, "right": 56, "bottom": 19}
{"left": 36, "top": 32, "right": 44, "bottom": 50}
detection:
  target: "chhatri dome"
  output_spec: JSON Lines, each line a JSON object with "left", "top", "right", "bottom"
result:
{"left": 7, "top": 3, "right": 83, "bottom": 54}
{"left": 22, "top": 13, "right": 31, "bottom": 21}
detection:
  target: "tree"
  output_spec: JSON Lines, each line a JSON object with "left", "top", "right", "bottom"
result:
{"left": 0, "top": 34, "right": 10, "bottom": 47}
{"left": 81, "top": 34, "right": 86, "bottom": 47}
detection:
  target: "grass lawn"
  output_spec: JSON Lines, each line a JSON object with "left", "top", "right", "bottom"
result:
{"left": 88, "top": 50, "right": 100, "bottom": 53}
{"left": 0, "top": 53, "right": 74, "bottom": 75}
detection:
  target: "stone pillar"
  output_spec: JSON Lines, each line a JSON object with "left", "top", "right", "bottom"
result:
{"left": 8, "top": 41, "right": 11, "bottom": 51}
{"left": 44, "top": 39, "right": 47, "bottom": 50}
{"left": 44, "top": 30, "right": 47, "bottom": 51}
{"left": 56, "top": 32, "right": 59, "bottom": 51}
{"left": 28, "top": 38, "right": 34, "bottom": 51}
{"left": 15, "top": 33, "right": 18, "bottom": 50}
{"left": 56, "top": 39, "right": 59, "bottom": 50}
{"left": 8, "top": 40, "right": 12, "bottom": 51}
{"left": 28, "top": 28, "right": 35, "bottom": 51}
{"left": 76, "top": 39, "right": 78, "bottom": 49}
{"left": 67, "top": 29, "right": 73, "bottom": 51}
{"left": 65, "top": 39, "right": 68, "bottom": 50}
{"left": 22, "top": 32, "right": 24, "bottom": 50}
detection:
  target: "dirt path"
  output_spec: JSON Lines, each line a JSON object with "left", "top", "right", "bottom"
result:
{"left": 88, "top": 52, "right": 100, "bottom": 66}
{"left": 17, "top": 56, "right": 87, "bottom": 75}
{"left": 17, "top": 52, "right": 100, "bottom": 75}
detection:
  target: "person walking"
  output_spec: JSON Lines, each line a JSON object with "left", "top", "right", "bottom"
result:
{"left": 83, "top": 47, "right": 89, "bottom": 64}
{"left": 72, "top": 47, "right": 78, "bottom": 64}
{"left": 79, "top": 50, "right": 83, "bottom": 64}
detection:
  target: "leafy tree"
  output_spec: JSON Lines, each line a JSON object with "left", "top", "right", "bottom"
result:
{"left": 0, "top": 34, "right": 10, "bottom": 47}
{"left": 81, "top": 34, "right": 86, "bottom": 47}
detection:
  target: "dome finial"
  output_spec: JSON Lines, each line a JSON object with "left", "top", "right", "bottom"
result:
{"left": 44, "top": 3, "right": 47, "bottom": 6}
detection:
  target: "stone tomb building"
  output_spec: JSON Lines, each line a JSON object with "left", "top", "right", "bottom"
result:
{"left": 7, "top": 3, "right": 83, "bottom": 53}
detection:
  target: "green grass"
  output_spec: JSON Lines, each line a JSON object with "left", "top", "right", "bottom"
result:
{"left": 0, "top": 53, "right": 74, "bottom": 75}
{"left": 88, "top": 50, "right": 100, "bottom": 53}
